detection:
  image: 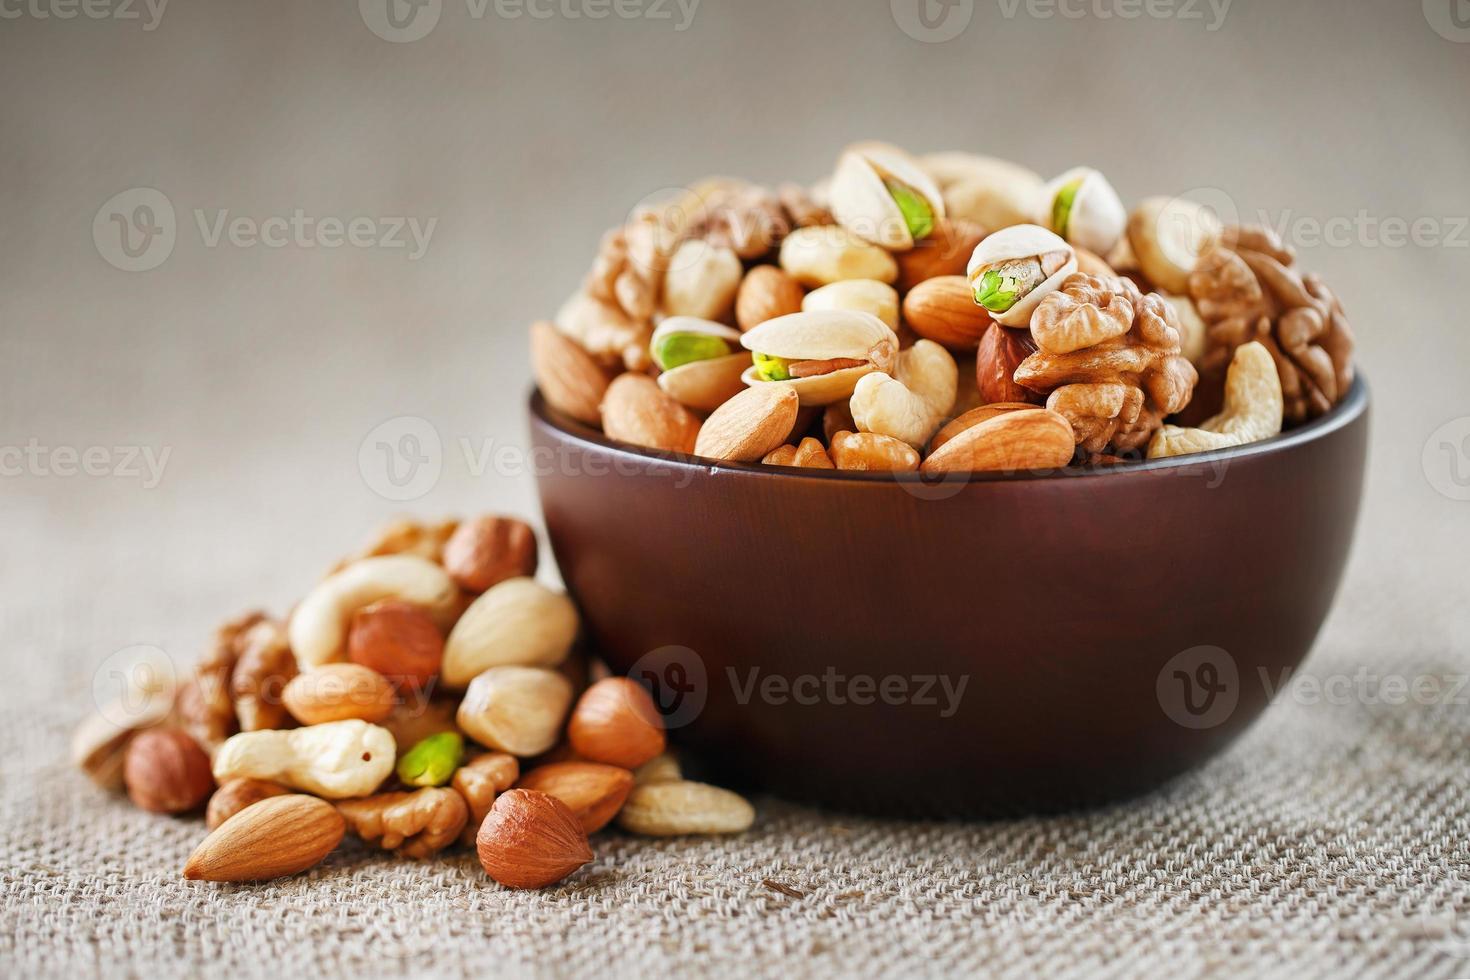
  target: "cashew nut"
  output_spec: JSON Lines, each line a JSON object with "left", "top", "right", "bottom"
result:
{"left": 289, "top": 555, "right": 458, "bottom": 670}
{"left": 440, "top": 577, "right": 579, "bottom": 689}
{"left": 849, "top": 339, "right": 958, "bottom": 448}
{"left": 212, "top": 719, "right": 396, "bottom": 799}
{"left": 1148, "top": 342, "right": 1283, "bottom": 459}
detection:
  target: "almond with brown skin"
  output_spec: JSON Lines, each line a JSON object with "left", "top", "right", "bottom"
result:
{"left": 530, "top": 320, "right": 609, "bottom": 426}
{"left": 929, "top": 403, "right": 1035, "bottom": 454}
{"left": 567, "top": 677, "right": 666, "bottom": 769}
{"left": 124, "top": 729, "right": 215, "bottom": 815}
{"left": 281, "top": 663, "right": 397, "bottom": 726}
{"left": 476, "top": 789, "right": 593, "bottom": 889}
{"left": 735, "top": 265, "right": 804, "bottom": 332}
{"left": 895, "top": 219, "right": 987, "bottom": 293}
{"left": 922, "top": 408, "right": 1075, "bottom": 474}
{"left": 600, "top": 373, "right": 702, "bottom": 454}
{"left": 205, "top": 777, "right": 290, "bottom": 830}
{"left": 693, "top": 384, "right": 799, "bottom": 462}
{"left": 184, "top": 794, "right": 345, "bottom": 882}
{"left": 516, "top": 761, "right": 634, "bottom": 833}
{"left": 975, "top": 321, "right": 1042, "bottom": 405}
{"left": 902, "top": 275, "right": 993, "bottom": 352}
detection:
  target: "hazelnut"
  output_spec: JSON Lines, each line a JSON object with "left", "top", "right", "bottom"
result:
{"left": 476, "top": 789, "right": 593, "bottom": 889}
{"left": 124, "top": 729, "right": 215, "bottom": 814}
{"left": 442, "top": 516, "right": 538, "bottom": 595}
{"left": 567, "top": 678, "right": 666, "bottom": 770}
{"left": 346, "top": 600, "right": 444, "bottom": 691}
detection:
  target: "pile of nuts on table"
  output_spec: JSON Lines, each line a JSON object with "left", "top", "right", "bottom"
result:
{"left": 532, "top": 142, "right": 1356, "bottom": 471}
{"left": 71, "top": 516, "right": 754, "bottom": 889}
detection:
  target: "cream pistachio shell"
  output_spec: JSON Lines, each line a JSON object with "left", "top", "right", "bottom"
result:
{"left": 658, "top": 353, "right": 752, "bottom": 412}
{"left": 1038, "top": 167, "right": 1127, "bottom": 256}
{"left": 739, "top": 309, "right": 899, "bottom": 407}
{"left": 966, "top": 225, "right": 1078, "bottom": 328}
{"left": 830, "top": 142, "right": 946, "bottom": 252}
{"left": 920, "top": 152, "right": 1042, "bottom": 230}
{"left": 650, "top": 316, "right": 742, "bottom": 351}
{"left": 801, "top": 279, "right": 900, "bottom": 332}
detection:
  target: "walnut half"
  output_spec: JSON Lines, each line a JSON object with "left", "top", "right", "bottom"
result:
{"left": 336, "top": 787, "right": 468, "bottom": 859}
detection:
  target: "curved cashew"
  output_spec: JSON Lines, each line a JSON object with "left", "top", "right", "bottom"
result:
{"left": 212, "top": 719, "right": 396, "bottom": 799}
{"left": 849, "top": 340, "right": 958, "bottom": 448}
{"left": 289, "top": 555, "right": 458, "bottom": 670}
{"left": 1148, "top": 342, "right": 1283, "bottom": 459}
{"left": 441, "top": 577, "right": 579, "bottom": 689}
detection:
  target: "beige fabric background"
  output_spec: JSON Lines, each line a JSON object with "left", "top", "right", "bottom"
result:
{"left": 2, "top": 0, "right": 1469, "bottom": 976}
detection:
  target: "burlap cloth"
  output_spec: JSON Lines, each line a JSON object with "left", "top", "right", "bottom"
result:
{"left": 2, "top": 564, "right": 1467, "bottom": 978}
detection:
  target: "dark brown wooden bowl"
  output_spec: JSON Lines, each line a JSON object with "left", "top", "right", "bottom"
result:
{"left": 529, "top": 379, "right": 1369, "bottom": 817}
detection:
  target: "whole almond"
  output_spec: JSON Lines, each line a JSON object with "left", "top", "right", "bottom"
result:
{"left": 902, "top": 275, "right": 993, "bottom": 351}
{"left": 516, "top": 761, "right": 634, "bottom": 833}
{"left": 442, "top": 516, "right": 538, "bottom": 594}
{"left": 530, "top": 320, "right": 609, "bottom": 426}
{"left": 735, "top": 265, "right": 804, "bottom": 332}
{"left": 895, "top": 219, "right": 987, "bottom": 293}
{"left": 693, "top": 384, "right": 799, "bottom": 462}
{"left": 347, "top": 600, "right": 444, "bottom": 692}
{"left": 600, "top": 373, "right": 702, "bottom": 454}
{"left": 281, "top": 663, "right": 397, "bottom": 726}
{"left": 476, "top": 789, "right": 593, "bottom": 889}
{"left": 930, "top": 403, "right": 1035, "bottom": 454}
{"left": 184, "top": 794, "right": 345, "bottom": 882}
{"left": 616, "top": 780, "right": 755, "bottom": 836}
{"left": 124, "top": 729, "right": 215, "bottom": 814}
{"left": 205, "top": 777, "right": 290, "bottom": 830}
{"left": 567, "top": 677, "right": 666, "bottom": 769}
{"left": 922, "top": 408, "right": 1076, "bottom": 474}
{"left": 975, "top": 321, "right": 1042, "bottom": 405}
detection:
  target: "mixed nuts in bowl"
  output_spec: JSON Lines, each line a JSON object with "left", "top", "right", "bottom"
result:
{"left": 527, "top": 141, "right": 1370, "bottom": 815}
{"left": 532, "top": 141, "right": 1358, "bottom": 475}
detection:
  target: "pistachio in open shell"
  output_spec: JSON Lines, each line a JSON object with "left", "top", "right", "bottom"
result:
{"left": 739, "top": 310, "right": 899, "bottom": 407}
{"left": 649, "top": 317, "right": 749, "bottom": 412}
{"left": 830, "top": 142, "right": 946, "bottom": 252}
{"left": 965, "top": 225, "right": 1078, "bottom": 329}
{"left": 1038, "top": 167, "right": 1127, "bottom": 257}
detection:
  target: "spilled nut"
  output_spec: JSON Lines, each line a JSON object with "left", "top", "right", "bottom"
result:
{"left": 966, "top": 225, "right": 1078, "bottom": 328}
{"left": 1039, "top": 167, "right": 1127, "bottom": 257}
{"left": 1148, "top": 341, "right": 1283, "bottom": 459}
{"left": 829, "top": 141, "right": 946, "bottom": 251}
{"left": 740, "top": 310, "right": 899, "bottom": 407}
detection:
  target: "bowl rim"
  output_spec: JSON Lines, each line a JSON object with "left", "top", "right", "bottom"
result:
{"left": 528, "top": 374, "right": 1369, "bottom": 485}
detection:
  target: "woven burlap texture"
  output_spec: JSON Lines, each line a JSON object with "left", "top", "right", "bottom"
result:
{"left": 4, "top": 638, "right": 1468, "bottom": 979}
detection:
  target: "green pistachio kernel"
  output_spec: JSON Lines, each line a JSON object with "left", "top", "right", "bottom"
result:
{"left": 396, "top": 731, "right": 463, "bottom": 788}
{"left": 752, "top": 351, "right": 793, "bottom": 382}
{"left": 651, "top": 332, "right": 732, "bottom": 372}
{"left": 884, "top": 178, "right": 935, "bottom": 241}
{"left": 1051, "top": 177, "right": 1085, "bottom": 240}
{"left": 973, "top": 257, "right": 1046, "bottom": 314}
